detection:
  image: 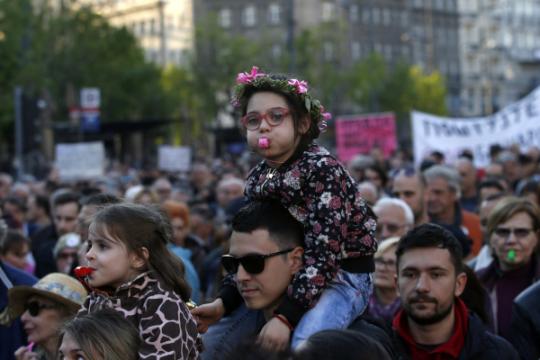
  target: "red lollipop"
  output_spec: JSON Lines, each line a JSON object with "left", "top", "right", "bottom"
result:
{"left": 74, "top": 266, "right": 94, "bottom": 277}
{"left": 74, "top": 266, "right": 94, "bottom": 292}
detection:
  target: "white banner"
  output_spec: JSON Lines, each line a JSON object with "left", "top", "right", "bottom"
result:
{"left": 158, "top": 146, "right": 191, "bottom": 172}
{"left": 412, "top": 86, "right": 540, "bottom": 167}
{"left": 55, "top": 142, "right": 105, "bottom": 180}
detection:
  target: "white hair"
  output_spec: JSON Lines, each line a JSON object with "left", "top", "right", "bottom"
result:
{"left": 373, "top": 197, "right": 414, "bottom": 225}
{"left": 423, "top": 165, "right": 462, "bottom": 198}
{"left": 217, "top": 177, "right": 245, "bottom": 190}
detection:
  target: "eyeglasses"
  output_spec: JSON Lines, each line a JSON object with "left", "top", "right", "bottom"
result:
{"left": 25, "top": 301, "right": 57, "bottom": 317}
{"left": 241, "top": 107, "right": 290, "bottom": 131}
{"left": 493, "top": 227, "right": 535, "bottom": 239}
{"left": 57, "top": 252, "right": 78, "bottom": 260}
{"left": 375, "top": 258, "right": 396, "bottom": 268}
{"left": 222, "top": 248, "right": 294, "bottom": 275}
{"left": 376, "top": 223, "right": 407, "bottom": 236}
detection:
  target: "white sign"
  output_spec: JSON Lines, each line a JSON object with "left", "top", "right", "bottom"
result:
{"left": 158, "top": 146, "right": 191, "bottom": 172}
{"left": 412, "top": 86, "right": 540, "bottom": 167}
{"left": 55, "top": 142, "right": 105, "bottom": 180}
{"left": 80, "top": 88, "right": 101, "bottom": 109}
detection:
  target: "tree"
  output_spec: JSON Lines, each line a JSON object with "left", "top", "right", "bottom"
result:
{"left": 0, "top": 1, "right": 169, "bottom": 153}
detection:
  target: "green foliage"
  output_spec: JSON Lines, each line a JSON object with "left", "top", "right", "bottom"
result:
{"left": 0, "top": 1, "right": 167, "bottom": 146}
{"left": 348, "top": 55, "right": 448, "bottom": 118}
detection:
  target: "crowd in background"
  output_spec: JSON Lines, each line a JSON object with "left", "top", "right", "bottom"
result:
{"left": 1, "top": 141, "right": 540, "bottom": 359}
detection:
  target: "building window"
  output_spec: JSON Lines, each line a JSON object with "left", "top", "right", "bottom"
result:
{"left": 323, "top": 42, "right": 334, "bottom": 61}
{"left": 272, "top": 44, "right": 282, "bottom": 59}
{"left": 150, "top": 18, "right": 156, "bottom": 35}
{"left": 385, "top": 45, "right": 392, "bottom": 59}
{"left": 268, "top": 3, "right": 281, "bottom": 25}
{"left": 351, "top": 41, "right": 361, "bottom": 60}
{"left": 372, "top": 8, "right": 380, "bottom": 25}
{"left": 350, "top": 4, "right": 358, "bottom": 22}
{"left": 322, "top": 2, "right": 336, "bottom": 22}
{"left": 401, "top": 12, "right": 408, "bottom": 26}
{"left": 243, "top": 5, "right": 257, "bottom": 27}
{"left": 219, "top": 8, "right": 232, "bottom": 28}
{"left": 140, "top": 21, "right": 146, "bottom": 35}
{"left": 382, "top": 8, "right": 391, "bottom": 25}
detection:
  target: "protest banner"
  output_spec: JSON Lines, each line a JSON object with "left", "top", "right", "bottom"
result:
{"left": 158, "top": 145, "right": 191, "bottom": 172}
{"left": 55, "top": 142, "right": 105, "bottom": 180}
{"left": 335, "top": 112, "right": 397, "bottom": 163}
{"left": 412, "top": 86, "right": 540, "bottom": 167}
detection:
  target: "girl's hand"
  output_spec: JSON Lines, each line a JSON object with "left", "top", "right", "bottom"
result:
{"left": 190, "top": 298, "right": 225, "bottom": 333}
{"left": 14, "top": 346, "right": 38, "bottom": 360}
{"left": 257, "top": 317, "right": 291, "bottom": 351}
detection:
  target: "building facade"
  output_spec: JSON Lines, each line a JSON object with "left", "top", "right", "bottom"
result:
{"left": 80, "top": 0, "right": 193, "bottom": 66}
{"left": 194, "top": 0, "right": 461, "bottom": 114}
{"left": 459, "top": 0, "right": 540, "bottom": 116}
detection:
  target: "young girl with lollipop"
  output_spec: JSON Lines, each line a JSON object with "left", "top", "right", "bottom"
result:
{"left": 194, "top": 67, "right": 378, "bottom": 349}
{"left": 76, "top": 203, "right": 200, "bottom": 359}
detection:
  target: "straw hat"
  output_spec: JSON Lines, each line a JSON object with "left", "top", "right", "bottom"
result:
{"left": 8, "top": 273, "right": 88, "bottom": 317}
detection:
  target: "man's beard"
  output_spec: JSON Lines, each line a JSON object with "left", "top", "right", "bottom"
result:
{"left": 404, "top": 295, "right": 454, "bottom": 326}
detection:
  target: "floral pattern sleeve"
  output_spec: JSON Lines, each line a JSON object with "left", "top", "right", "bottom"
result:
{"left": 245, "top": 144, "right": 377, "bottom": 317}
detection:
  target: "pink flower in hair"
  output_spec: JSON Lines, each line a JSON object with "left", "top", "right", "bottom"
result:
{"left": 322, "top": 112, "right": 332, "bottom": 121}
{"left": 288, "top": 79, "right": 309, "bottom": 94}
{"left": 236, "top": 66, "right": 265, "bottom": 84}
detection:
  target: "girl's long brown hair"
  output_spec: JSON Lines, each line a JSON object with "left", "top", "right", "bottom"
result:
{"left": 92, "top": 203, "right": 191, "bottom": 301}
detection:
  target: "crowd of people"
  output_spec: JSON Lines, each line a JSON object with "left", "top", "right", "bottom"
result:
{"left": 0, "top": 66, "right": 539, "bottom": 359}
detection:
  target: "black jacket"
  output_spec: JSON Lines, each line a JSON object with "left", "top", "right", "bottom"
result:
{"left": 510, "top": 281, "right": 540, "bottom": 360}
{"left": 30, "top": 224, "right": 58, "bottom": 278}
{"left": 393, "top": 314, "right": 519, "bottom": 360}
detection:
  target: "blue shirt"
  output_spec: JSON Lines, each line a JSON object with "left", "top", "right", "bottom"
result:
{"left": 0, "top": 262, "right": 37, "bottom": 360}
{"left": 167, "top": 245, "right": 201, "bottom": 304}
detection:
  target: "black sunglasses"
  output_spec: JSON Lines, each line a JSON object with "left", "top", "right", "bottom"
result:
{"left": 25, "top": 301, "right": 57, "bottom": 317}
{"left": 222, "top": 248, "right": 294, "bottom": 275}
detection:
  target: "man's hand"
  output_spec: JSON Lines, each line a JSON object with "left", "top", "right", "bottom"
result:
{"left": 257, "top": 316, "right": 292, "bottom": 351}
{"left": 190, "top": 298, "right": 225, "bottom": 333}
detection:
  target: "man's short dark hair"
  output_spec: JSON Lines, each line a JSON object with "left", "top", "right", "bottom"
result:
{"left": 80, "top": 193, "right": 122, "bottom": 207}
{"left": 231, "top": 200, "right": 304, "bottom": 249}
{"left": 51, "top": 190, "right": 81, "bottom": 210}
{"left": 396, "top": 223, "right": 464, "bottom": 274}
{"left": 34, "top": 194, "right": 51, "bottom": 217}
{"left": 479, "top": 178, "right": 505, "bottom": 193}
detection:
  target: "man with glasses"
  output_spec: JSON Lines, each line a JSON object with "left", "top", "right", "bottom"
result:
{"left": 193, "top": 200, "right": 304, "bottom": 359}
{"left": 373, "top": 198, "right": 414, "bottom": 241}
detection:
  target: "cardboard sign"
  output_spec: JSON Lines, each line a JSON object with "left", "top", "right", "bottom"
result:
{"left": 336, "top": 113, "right": 397, "bottom": 162}
{"left": 55, "top": 142, "right": 105, "bottom": 180}
{"left": 158, "top": 146, "right": 191, "bottom": 172}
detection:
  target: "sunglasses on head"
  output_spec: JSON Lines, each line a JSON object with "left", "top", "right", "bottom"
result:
{"left": 25, "top": 301, "right": 57, "bottom": 317}
{"left": 241, "top": 107, "right": 290, "bottom": 131}
{"left": 222, "top": 248, "right": 294, "bottom": 275}
{"left": 494, "top": 227, "right": 534, "bottom": 239}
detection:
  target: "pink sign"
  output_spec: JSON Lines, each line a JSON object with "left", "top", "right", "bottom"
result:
{"left": 335, "top": 113, "right": 397, "bottom": 162}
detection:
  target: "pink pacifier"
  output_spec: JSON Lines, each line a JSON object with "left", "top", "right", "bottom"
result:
{"left": 258, "top": 137, "right": 270, "bottom": 149}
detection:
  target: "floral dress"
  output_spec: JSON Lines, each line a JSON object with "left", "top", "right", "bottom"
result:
{"left": 242, "top": 142, "right": 378, "bottom": 324}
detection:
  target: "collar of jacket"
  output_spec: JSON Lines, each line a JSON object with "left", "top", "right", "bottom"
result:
{"left": 393, "top": 297, "right": 469, "bottom": 359}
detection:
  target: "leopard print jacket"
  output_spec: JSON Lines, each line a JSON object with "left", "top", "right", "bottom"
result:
{"left": 79, "top": 272, "right": 200, "bottom": 359}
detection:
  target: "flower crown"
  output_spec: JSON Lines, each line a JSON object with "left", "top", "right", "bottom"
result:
{"left": 232, "top": 66, "right": 330, "bottom": 132}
